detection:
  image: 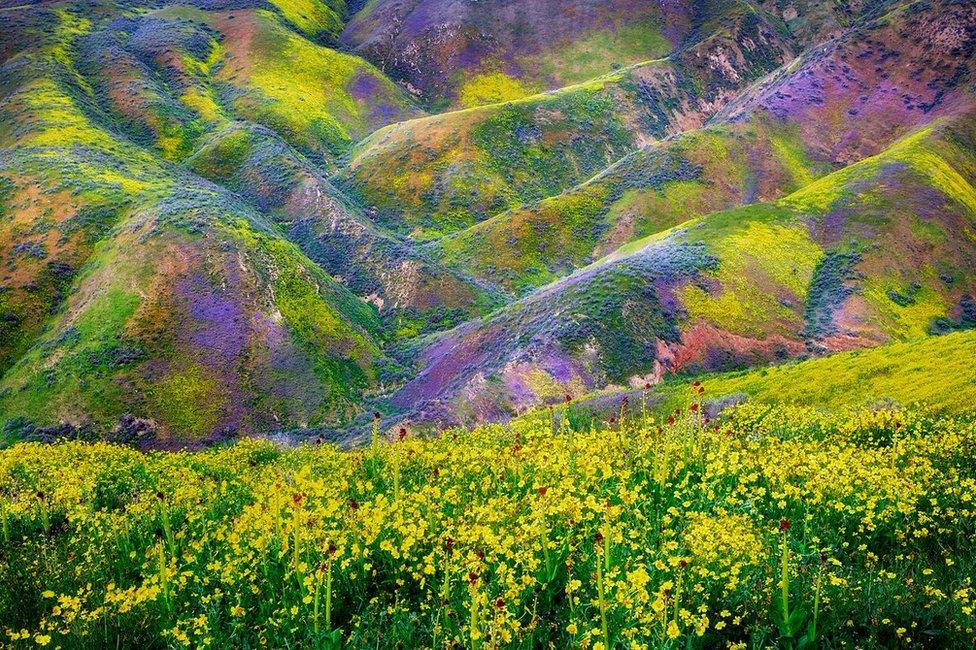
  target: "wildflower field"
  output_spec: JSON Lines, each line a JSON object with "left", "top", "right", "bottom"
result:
{"left": 1, "top": 393, "right": 974, "bottom": 649}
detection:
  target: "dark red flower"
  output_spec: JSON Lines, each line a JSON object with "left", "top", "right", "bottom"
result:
{"left": 445, "top": 537, "right": 454, "bottom": 555}
{"left": 779, "top": 519, "right": 790, "bottom": 532}
{"left": 348, "top": 498, "right": 359, "bottom": 510}
{"left": 679, "top": 559, "right": 688, "bottom": 569}
{"left": 564, "top": 394, "right": 572, "bottom": 403}
{"left": 327, "top": 543, "right": 337, "bottom": 556}
{"left": 689, "top": 403, "right": 699, "bottom": 412}
{"left": 398, "top": 427, "right": 407, "bottom": 441}
{"left": 594, "top": 531, "right": 604, "bottom": 545}
{"left": 468, "top": 572, "right": 478, "bottom": 585}
{"left": 495, "top": 598, "right": 505, "bottom": 610}
{"left": 667, "top": 417, "right": 675, "bottom": 426}
{"left": 373, "top": 411, "right": 381, "bottom": 420}
{"left": 538, "top": 486, "right": 548, "bottom": 496}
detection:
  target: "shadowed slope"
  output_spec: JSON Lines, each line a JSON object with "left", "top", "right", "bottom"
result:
{"left": 188, "top": 121, "right": 504, "bottom": 336}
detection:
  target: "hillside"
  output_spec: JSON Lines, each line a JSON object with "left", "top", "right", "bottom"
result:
{"left": 434, "top": 0, "right": 976, "bottom": 294}
{"left": 390, "top": 111, "right": 976, "bottom": 424}
{"left": 0, "top": 0, "right": 974, "bottom": 442}
{"left": 525, "top": 328, "right": 976, "bottom": 432}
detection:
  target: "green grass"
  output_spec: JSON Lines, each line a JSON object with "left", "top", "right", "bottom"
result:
{"left": 652, "top": 330, "right": 976, "bottom": 416}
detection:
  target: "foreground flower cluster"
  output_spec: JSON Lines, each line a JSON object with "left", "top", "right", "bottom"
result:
{"left": 1, "top": 397, "right": 975, "bottom": 648}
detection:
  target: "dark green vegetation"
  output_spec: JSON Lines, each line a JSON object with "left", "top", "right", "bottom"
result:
{"left": 0, "top": 0, "right": 974, "bottom": 443}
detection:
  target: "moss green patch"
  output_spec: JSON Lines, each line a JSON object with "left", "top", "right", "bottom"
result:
{"left": 680, "top": 208, "right": 822, "bottom": 336}
{"left": 458, "top": 72, "right": 538, "bottom": 108}
{"left": 147, "top": 364, "right": 226, "bottom": 438}
{"left": 267, "top": 0, "right": 346, "bottom": 40}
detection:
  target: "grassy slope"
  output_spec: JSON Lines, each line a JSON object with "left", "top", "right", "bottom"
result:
{"left": 340, "top": 6, "right": 795, "bottom": 239}
{"left": 388, "top": 111, "right": 976, "bottom": 425}
{"left": 550, "top": 329, "right": 976, "bottom": 431}
{"left": 433, "top": 0, "right": 975, "bottom": 296}
{"left": 339, "top": 0, "right": 683, "bottom": 108}
{"left": 0, "top": 5, "right": 400, "bottom": 439}
{"left": 436, "top": 120, "right": 826, "bottom": 295}
{"left": 186, "top": 120, "right": 503, "bottom": 338}
{"left": 79, "top": 4, "right": 422, "bottom": 171}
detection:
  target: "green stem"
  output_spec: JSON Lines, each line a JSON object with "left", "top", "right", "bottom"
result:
{"left": 470, "top": 588, "right": 481, "bottom": 650}
{"left": 325, "top": 556, "right": 333, "bottom": 631}
{"left": 313, "top": 574, "right": 321, "bottom": 635}
{"left": 811, "top": 563, "right": 823, "bottom": 640}
{"left": 597, "top": 536, "right": 610, "bottom": 650}
{"left": 781, "top": 530, "right": 790, "bottom": 624}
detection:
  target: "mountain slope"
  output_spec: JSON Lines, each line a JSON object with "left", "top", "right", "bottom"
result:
{"left": 0, "top": 4, "right": 405, "bottom": 440}
{"left": 388, "top": 110, "right": 976, "bottom": 424}
{"left": 433, "top": 0, "right": 976, "bottom": 295}
{"left": 0, "top": 0, "right": 974, "bottom": 442}
{"left": 340, "top": 4, "right": 798, "bottom": 239}
{"left": 338, "top": 0, "right": 892, "bottom": 108}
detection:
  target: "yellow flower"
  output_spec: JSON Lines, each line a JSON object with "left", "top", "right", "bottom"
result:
{"left": 35, "top": 634, "right": 52, "bottom": 646}
{"left": 667, "top": 621, "right": 680, "bottom": 639}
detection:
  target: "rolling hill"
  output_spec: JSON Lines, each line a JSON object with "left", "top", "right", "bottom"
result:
{"left": 0, "top": 0, "right": 973, "bottom": 442}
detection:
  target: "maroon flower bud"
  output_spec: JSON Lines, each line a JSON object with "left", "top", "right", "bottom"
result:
{"left": 373, "top": 411, "right": 381, "bottom": 420}
{"left": 779, "top": 519, "right": 790, "bottom": 532}
{"left": 468, "top": 572, "right": 478, "bottom": 585}
{"left": 327, "top": 543, "right": 337, "bottom": 556}
{"left": 495, "top": 598, "right": 505, "bottom": 609}
{"left": 679, "top": 559, "right": 688, "bottom": 569}
{"left": 445, "top": 537, "right": 454, "bottom": 555}
{"left": 292, "top": 493, "right": 304, "bottom": 507}
{"left": 475, "top": 550, "right": 485, "bottom": 560}
{"left": 538, "top": 486, "right": 548, "bottom": 496}
{"left": 564, "top": 394, "right": 572, "bottom": 404}
{"left": 594, "top": 531, "right": 604, "bottom": 545}
{"left": 689, "top": 403, "right": 699, "bottom": 412}
{"left": 348, "top": 498, "right": 359, "bottom": 510}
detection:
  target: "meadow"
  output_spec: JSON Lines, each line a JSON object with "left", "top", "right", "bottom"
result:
{"left": 1, "top": 388, "right": 974, "bottom": 648}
